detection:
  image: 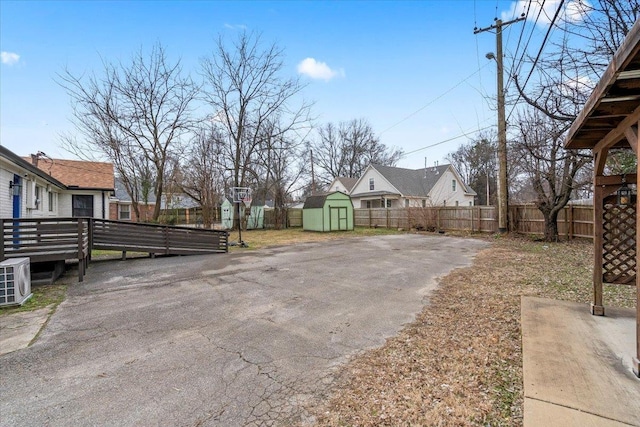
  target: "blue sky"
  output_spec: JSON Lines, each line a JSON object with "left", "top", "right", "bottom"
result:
{"left": 1, "top": 0, "right": 562, "bottom": 170}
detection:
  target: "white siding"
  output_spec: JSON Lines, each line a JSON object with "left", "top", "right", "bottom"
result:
{"left": 0, "top": 158, "right": 67, "bottom": 219}
{"left": 59, "top": 191, "right": 109, "bottom": 219}
{"left": 328, "top": 181, "right": 344, "bottom": 193}
{"left": 428, "top": 169, "right": 474, "bottom": 207}
{"left": 0, "top": 166, "right": 14, "bottom": 218}
{"left": 350, "top": 167, "right": 397, "bottom": 195}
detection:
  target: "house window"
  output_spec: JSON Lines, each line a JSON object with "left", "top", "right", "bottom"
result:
{"left": 72, "top": 195, "right": 94, "bottom": 217}
{"left": 48, "top": 191, "right": 56, "bottom": 212}
{"left": 365, "top": 200, "right": 371, "bottom": 208}
{"left": 405, "top": 199, "right": 409, "bottom": 207}
{"left": 35, "top": 185, "right": 42, "bottom": 210}
{"left": 369, "top": 178, "right": 375, "bottom": 190}
{"left": 443, "top": 200, "right": 447, "bottom": 207}
{"left": 422, "top": 199, "right": 426, "bottom": 208}
{"left": 452, "top": 180, "right": 457, "bottom": 191}
{"left": 455, "top": 201, "right": 459, "bottom": 207}
{"left": 119, "top": 204, "right": 131, "bottom": 220}
{"left": 386, "top": 199, "right": 392, "bottom": 208}
{"left": 469, "top": 201, "right": 472, "bottom": 206}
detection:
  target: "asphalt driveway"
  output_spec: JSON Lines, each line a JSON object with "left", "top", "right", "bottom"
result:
{"left": 0, "top": 234, "right": 487, "bottom": 426}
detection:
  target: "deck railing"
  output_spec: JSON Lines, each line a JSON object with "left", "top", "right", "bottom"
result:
{"left": 91, "top": 219, "right": 228, "bottom": 255}
{"left": 1, "top": 218, "right": 229, "bottom": 282}
{"left": 1, "top": 218, "right": 90, "bottom": 281}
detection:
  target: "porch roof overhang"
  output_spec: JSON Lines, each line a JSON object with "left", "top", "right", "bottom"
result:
{"left": 350, "top": 190, "right": 401, "bottom": 199}
{"left": 565, "top": 19, "right": 640, "bottom": 151}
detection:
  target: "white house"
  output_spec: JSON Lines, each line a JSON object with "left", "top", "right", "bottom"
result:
{"left": 0, "top": 146, "right": 114, "bottom": 219}
{"left": 327, "top": 177, "right": 358, "bottom": 194}
{"left": 349, "top": 164, "right": 476, "bottom": 208}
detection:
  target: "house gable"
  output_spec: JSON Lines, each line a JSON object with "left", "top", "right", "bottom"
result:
{"left": 328, "top": 177, "right": 358, "bottom": 194}
{"left": 350, "top": 163, "right": 475, "bottom": 208}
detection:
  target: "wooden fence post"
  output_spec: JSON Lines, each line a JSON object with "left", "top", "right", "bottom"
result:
{"left": 77, "top": 219, "right": 84, "bottom": 282}
{"left": 471, "top": 206, "right": 475, "bottom": 232}
{"left": 569, "top": 205, "right": 575, "bottom": 240}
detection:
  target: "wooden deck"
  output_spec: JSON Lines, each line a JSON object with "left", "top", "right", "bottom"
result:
{"left": 1, "top": 218, "right": 228, "bottom": 281}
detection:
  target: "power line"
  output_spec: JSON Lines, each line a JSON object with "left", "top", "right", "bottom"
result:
{"left": 506, "top": 0, "right": 565, "bottom": 123}
{"left": 379, "top": 63, "right": 491, "bottom": 136}
{"left": 520, "top": 0, "right": 565, "bottom": 91}
{"left": 400, "top": 123, "right": 494, "bottom": 158}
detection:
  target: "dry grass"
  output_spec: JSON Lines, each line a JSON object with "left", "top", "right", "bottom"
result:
{"left": 229, "top": 227, "right": 404, "bottom": 250}
{"left": 306, "top": 235, "right": 635, "bottom": 426}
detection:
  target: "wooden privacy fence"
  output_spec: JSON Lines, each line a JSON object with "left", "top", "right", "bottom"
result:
{"left": 1, "top": 218, "right": 91, "bottom": 281}
{"left": 351, "top": 204, "right": 594, "bottom": 239}
{"left": 354, "top": 207, "right": 498, "bottom": 233}
{"left": 510, "top": 204, "right": 593, "bottom": 239}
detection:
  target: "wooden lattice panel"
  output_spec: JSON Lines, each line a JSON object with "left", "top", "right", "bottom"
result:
{"left": 602, "top": 201, "right": 636, "bottom": 284}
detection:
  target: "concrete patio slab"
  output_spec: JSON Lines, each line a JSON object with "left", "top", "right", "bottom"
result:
{"left": 0, "top": 305, "right": 52, "bottom": 356}
{"left": 522, "top": 296, "right": 640, "bottom": 427}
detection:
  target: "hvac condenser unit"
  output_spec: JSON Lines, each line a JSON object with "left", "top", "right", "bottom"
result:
{"left": 0, "top": 257, "right": 32, "bottom": 307}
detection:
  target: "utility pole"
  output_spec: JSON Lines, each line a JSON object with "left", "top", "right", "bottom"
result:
{"left": 475, "top": 14, "right": 525, "bottom": 232}
{"left": 310, "top": 149, "right": 316, "bottom": 195}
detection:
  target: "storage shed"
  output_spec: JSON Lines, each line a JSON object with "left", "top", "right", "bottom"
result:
{"left": 303, "top": 191, "right": 354, "bottom": 232}
{"left": 220, "top": 198, "right": 266, "bottom": 230}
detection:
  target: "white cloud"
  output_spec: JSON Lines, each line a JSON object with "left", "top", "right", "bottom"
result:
{"left": 1, "top": 51, "right": 20, "bottom": 65}
{"left": 224, "top": 23, "right": 247, "bottom": 30}
{"left": 502, "top": 0, "right": 589, "bottom": 26}
{"left": 559, "top": 75, "right": 593, "bottom": 97}
{"left": 297, "top": 57, "right": 343, "bottom": 81}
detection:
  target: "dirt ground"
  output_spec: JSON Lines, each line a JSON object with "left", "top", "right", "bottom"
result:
{"left": 304, "top": 235, "right": 635, "bottom": 426}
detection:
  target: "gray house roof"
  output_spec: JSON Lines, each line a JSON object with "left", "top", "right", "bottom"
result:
{"left": 113, "top": 177, "right": 158, "bottom": 204}
{"left": 351, "top": 164, "right": 477, "bottom": 198}
{"left": 333, "top": 177, "right": 358, "bottom": 192}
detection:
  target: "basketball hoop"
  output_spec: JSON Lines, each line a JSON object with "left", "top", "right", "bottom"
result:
{"left": 232, "top": 187, "right": 252, "bottom": 205}
{"left": 241, "top": 194, "right": 252, "bottom": 209}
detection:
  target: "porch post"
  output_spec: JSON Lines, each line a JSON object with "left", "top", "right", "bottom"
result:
{"left": 592, "top": 149, "right": 607, "bottom": 316}
{"left": 592, "top": 182, "right": 605, "bottom": 316}
{"left": 635, "top": 134, "right": 640, "bottom": 376}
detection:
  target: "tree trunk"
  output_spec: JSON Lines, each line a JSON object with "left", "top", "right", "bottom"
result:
{"left": 543, "top": 210, "right": 560, "bottom": 242}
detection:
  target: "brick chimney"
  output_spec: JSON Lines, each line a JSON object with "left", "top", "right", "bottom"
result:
{"left": 30, "top": 154, "right": 39, "bottom": 167}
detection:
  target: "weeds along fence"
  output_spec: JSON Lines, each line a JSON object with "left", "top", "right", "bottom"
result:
{"left": 353, "top": 204, "right": 594, "bottom": 239}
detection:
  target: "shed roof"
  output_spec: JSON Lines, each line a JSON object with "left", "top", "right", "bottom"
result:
{"left": 565, "top": 19, "right": 640, "bottom": 150}
{"left": 303, "top": 191, "right": 350, "bottom": 209}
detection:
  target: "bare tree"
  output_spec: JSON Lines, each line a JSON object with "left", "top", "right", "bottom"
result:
{"left": 201, "top": 31, "right": 312, "bottom": 230}
{"left": 180, "top": 124, "right": 226, "bottom": 228}
{"left": 512, "top": 109, "right": 591, "bottom": 241}
{"left": 310, "top": 118, "right": 403, "bottom": 186}
{"left": 447, "top": 132, "right": 497, "bottom": 206}
{"left": 514, "top": 0, "right": 639, "bottom": 121}
{"left": 254, "top": 118, "right": 310, "bottom": 228}
{"left": 58, "top": 43, "right": 198, "bottom": 221}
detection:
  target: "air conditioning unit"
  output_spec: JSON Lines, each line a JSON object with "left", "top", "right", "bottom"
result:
{"left": 0, "top": 257, "right": 32, "bottom": 307}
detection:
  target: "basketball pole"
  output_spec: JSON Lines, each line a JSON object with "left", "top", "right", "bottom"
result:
{"left": 237, "top": 200, "right": 243, "bottom": 245}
